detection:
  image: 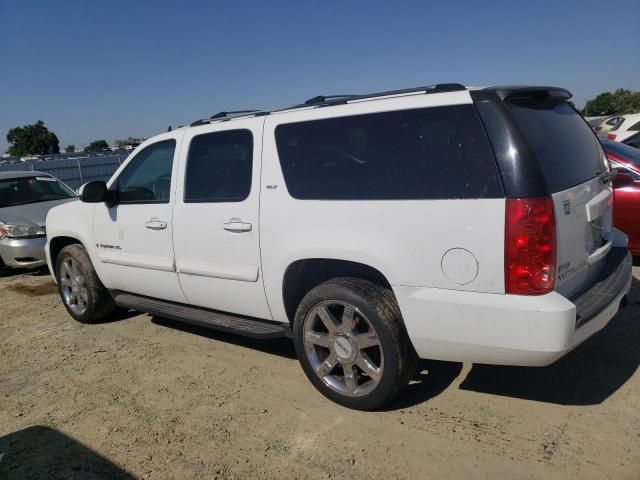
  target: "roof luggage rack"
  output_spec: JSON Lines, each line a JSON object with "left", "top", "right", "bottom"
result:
{"left": 190, "top": 110, "right": 263, "bottom": 127}
{"left": 301, "top": 83, "right": 466, "bottom": 108}
{"left": 188, "top": 83, "right": 467, "bottom": 127}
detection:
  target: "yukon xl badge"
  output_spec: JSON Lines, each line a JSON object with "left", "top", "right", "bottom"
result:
{"left": 96, "top": 243, "right": 122, "bottom": 250}
{"left": 562, "top": 199, "right": 571, "bottom": 215}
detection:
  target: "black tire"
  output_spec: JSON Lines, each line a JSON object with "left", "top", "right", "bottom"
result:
{"left": 293, "top": 277, "right": 417, "bottom": 410}
{"left": 55, "top": 244, "right": 116, "bottom": 323}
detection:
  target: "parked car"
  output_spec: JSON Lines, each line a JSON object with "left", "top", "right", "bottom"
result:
{"left": 595, "top": 115, "right": 625, "bottom": 137}
{"left": 0, "top": 172, "right": 77, "bottom": 272}
{"left": 601, "top": 140, "right": 640, "bottom": 255}
{"left": 585, "top": 116, "right": 604, "bottom": 130}
{"left": 606, "top": 112, "right": 640, "bottom": 142}
{"left": 623, "top": 131, "right": 640, "bottom": 149}
{"left": 45, "top": 84, "right": 632, "bottom": 410}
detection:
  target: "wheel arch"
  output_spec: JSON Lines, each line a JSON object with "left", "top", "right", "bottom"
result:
{"left": 49, "top": 236, "right": 85, "bottom": 273}
{"left": 281, "top": 258, "right": 393, "bottom": 324}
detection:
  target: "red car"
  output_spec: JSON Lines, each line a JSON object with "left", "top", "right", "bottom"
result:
{"left": 601, "top": 140, "right": 640, "bottom": 255}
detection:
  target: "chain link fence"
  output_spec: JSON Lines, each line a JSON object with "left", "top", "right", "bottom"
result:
{"left": 0, "top": 154, "right": 127, "bottom": 190}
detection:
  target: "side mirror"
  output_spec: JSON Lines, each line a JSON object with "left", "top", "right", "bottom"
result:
{"left": 78, "top": 181, "right": 108, "bottom": 203}
{"left": 613, "top": 172, "right": 635, "bottom": 189}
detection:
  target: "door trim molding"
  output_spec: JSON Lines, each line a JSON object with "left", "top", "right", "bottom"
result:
{"left": 98, "top": 251, "right": 175, "bottom": 272}
{"left": 176, "top": 258, "right": 258, "bottom": 282}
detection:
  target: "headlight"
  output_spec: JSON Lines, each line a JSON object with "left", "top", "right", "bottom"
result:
{"left": 0, "top": 224, "right": 46, "bottom": 239}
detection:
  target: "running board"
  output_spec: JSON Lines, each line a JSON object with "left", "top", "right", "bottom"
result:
{"left": 111, "top": 291, "right": 290, "bottom": 339}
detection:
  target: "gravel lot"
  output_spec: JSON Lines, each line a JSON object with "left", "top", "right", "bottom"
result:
{"left": 1, "top": 266, "right": 639, "bottom": 479}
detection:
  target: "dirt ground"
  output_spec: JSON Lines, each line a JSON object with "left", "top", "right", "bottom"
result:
{"left": 1, "top": 267, "right": 639, "bottom": 480}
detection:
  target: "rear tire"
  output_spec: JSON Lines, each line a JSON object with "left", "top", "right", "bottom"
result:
{"left": 293, "top": 277, "right": 417, "bottom": 410}
{"left": 55, "top": 244, "right": 116, "bottom": 323}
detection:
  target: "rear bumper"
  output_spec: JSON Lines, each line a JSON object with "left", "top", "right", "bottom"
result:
{"left": 395, "top": 247, "right": 632, "bottom": 366}
{"left": 0, "top": 237, "right": 47, "bottom": 269}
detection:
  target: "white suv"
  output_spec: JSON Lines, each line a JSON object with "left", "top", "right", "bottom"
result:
{"left": 45, "top": 84, "right": 632, "bottom": 410}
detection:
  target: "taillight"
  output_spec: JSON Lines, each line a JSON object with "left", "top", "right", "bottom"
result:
{"left": 607, "top": 133, "right": 617, "bottom": 140}
{"left": 595, "top": 126, "right": 602, "bottom": 131}
{"left": 505, "top": 197, "right": 556, "bottom": 295}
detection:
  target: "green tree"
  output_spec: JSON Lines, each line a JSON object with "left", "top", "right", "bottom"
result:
{"left": 583, "top": 89, "right": 640, "bottom": 116}
{"left": 84, "top": 140, "right": 110, "bottom": 152}
{"left": 64, "top": 144, "right": 76, "bottom": 153}
{"left": 6, "top": 120, "right": 60, "bottom": 156}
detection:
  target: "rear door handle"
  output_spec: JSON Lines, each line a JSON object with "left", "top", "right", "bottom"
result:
{"left": 223, "top": 218, "right": 252, "bottom": 233}
{"left": 145, "top": 219, "right": 167, "bottom": 230}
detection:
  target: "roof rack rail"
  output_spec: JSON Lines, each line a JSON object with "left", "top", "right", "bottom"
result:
{"left": 210, "top": 109, "right": 261, "bottom": 119}
{"left": 305, "top": 95, "right": 358, "bottom": 105}
{"left": 190, "top": 109, "right": 262, "bottom": 127}
{"left": 186, "top": 83, "right": 467, "bottom": 128}
{"left": 301, "top": 83, "right": 466, "bottom": 108}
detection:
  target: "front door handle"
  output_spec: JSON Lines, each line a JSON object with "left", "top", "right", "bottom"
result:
{"left": 145, "top": 219, "right": 167, "bottom": 230}
{"left": 223, "top": 218, "right": 252, "bottom": 233}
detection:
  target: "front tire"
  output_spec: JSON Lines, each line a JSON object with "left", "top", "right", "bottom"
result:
{"left": 56, "top": 244, "right": 116, "bottom": 323}
{"left": 293, "top": 278, "right": 417, "bottom": 410}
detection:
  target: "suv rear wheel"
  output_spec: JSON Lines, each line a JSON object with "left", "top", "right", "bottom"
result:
{"left": 56, "top": 244, "right": 116, "bottom": 323}
{"left": 293, "top": 278, "right": 417, "bottom": 410}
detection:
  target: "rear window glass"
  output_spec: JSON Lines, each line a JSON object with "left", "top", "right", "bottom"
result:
{"left": 505, "top": 99, "right": 607, "bottom": 192}
{"left": 274, "top": 105, "right": 502, "bottom": 200}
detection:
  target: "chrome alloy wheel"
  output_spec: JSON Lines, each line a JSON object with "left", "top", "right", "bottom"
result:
{"left": 59, "top": 257, "right": 88, "bottom": 315}
{"left": 303, "top": 300, "right": 384, "bottom": 397}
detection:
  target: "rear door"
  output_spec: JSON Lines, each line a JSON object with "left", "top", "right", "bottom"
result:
{"left": 499, "top": 96, "right": 612, "bottom": 297}
{"left": 172, "top": 118, "right": 272, "bottom": 319}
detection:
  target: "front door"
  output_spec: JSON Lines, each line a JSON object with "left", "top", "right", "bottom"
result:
{"left": 172, "top": 119, "right": 271, "bottom": 319}
{"left": 93, "top": 133, "right": 187, "bottom": 303}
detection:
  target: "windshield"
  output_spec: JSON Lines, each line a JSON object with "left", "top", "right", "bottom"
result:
{"left": 0, "top": 176, "right": 76, "bottom": 207}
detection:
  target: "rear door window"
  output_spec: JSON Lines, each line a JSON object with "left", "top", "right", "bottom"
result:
{"left": 275, "top": 105, "right": 502, "bottom": 200}
{"left": 184, "top": 129, "right": 253, "bottom": 203}
{"left": 504, "top": 99, "right": 607, "bottom": 193}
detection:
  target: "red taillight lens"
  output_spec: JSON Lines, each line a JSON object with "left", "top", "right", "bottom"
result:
{"left": 607, "top": 133, "right": 617, "bottom": 140}
{"left": 505, "top": 197, "right": 556, "bottom": 295}
{"left": 595, "top": 126, "right": 602, "bottom": 131}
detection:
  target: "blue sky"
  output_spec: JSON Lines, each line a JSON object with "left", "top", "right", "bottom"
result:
{"left": 1, "top": 0, "right": 639, "bottom": 153}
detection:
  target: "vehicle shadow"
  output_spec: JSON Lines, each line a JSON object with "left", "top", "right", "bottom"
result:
{"left": 151, "top": 316, "right": 298, "bottom": 360}
{"left": 384, "top": 359, "right": 464, "bottom": 410}
{"left": 459, "top": 276, "right": 640, "bottom": 405}
{"left": 0, "top": 426, "right": 135, "bottom": 479}
{"left": 151, "top": 316, "right": 463, "bottom": 409}
{"left": 0, "top": 265, "right": 50, "bottom": 278}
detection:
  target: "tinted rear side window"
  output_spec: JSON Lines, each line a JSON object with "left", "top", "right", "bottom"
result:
{"left": 505, "top": 99, "right": 606, "bottom": 193}
{"left": 184, "top": 129, "right": 253, "bottom": 203}
{"left": 275, "top": 105, "right": 502, "bottom": 200}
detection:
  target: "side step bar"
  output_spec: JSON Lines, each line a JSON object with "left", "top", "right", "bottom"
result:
{"left": 111, "top": 291, "right": 290, "bottom": 339}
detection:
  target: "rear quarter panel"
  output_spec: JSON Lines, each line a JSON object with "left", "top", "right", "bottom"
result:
{"left": 259, "top": 92, "right": 506, "bottom": 323}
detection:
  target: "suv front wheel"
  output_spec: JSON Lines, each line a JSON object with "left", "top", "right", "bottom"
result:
{"left": 293, "top": 278, "right": 417, "bottom": 410}
{"left": 56, "top": 244, "right": 116, "bottom": 323}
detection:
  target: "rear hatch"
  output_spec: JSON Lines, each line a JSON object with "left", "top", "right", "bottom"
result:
{"left": 473, "top": 88, "right": 612, "bottom": 298}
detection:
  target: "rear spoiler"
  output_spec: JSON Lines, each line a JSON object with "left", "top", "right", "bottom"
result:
{"left": 482, "top": 86, "right": 572, "bottom": 101}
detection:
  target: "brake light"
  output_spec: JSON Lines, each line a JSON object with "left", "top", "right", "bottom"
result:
{"left": 505, "top": 197, "right": 556, "bottom": 295}
{"left": 595, "top": 126, "right": 602, "bottom": 131}
{"left": 607, "top": 133, "right": 617, "bottom": 140}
